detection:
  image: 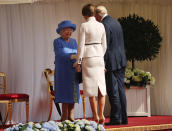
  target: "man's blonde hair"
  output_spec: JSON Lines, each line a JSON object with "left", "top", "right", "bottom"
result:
{"left": 95, "top": 5, "right": 108, "bottom": 17}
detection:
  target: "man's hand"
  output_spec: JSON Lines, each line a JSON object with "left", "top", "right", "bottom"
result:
{"left": 104, "top": 68, "right": 107, "bottom": 73}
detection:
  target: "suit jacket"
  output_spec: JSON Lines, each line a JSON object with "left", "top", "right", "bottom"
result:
{"left": 77, "top": 16, "right": 107, "bottom": 64}
{"left": 102, "top": 15, "right": 126, "bottom": 71}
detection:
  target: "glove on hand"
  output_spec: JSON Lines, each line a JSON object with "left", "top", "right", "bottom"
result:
{"left": 70, "top": 54, "right": 77, "bottom": 60}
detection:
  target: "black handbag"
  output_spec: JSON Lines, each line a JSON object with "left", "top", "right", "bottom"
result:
{"left": 76, "top": 71, "right": 82, "bottom": 83}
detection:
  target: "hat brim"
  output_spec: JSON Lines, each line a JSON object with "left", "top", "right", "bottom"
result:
{"left": 56, "top": 24, "right": 76, "bottom": 34}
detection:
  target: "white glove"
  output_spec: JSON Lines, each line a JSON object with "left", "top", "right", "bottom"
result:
{"left": 73, "top": 62, "right": 77, "bottom": 67}
{"left": 70, "top": 54, "right": 77, "bottom": 60}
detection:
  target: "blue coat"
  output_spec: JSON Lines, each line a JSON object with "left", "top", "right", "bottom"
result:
{"left": 53, "top": 37, "right": 81, "bottom": 103}
{"left": 102, "top": 15, "right": 126, "bottom": 71}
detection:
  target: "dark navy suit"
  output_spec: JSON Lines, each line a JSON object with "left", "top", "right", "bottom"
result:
{"left": 102, "top": 15, "right": 128, "bottom": 124}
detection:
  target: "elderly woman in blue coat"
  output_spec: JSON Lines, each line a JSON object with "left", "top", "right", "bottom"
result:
{"left": 53, "top": 20, "right": 81, "bottom": 121}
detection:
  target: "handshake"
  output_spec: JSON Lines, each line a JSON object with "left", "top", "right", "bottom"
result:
{"left": 70, "top": 54, "right": 77, "bottom": 67}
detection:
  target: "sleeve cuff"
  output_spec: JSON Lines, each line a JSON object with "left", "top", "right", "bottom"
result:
{"left": 77, "top": 58, "right": 82, "bottom": 64}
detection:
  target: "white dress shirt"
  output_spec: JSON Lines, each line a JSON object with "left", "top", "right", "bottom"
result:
{"left": 101, "top": 14, "right": 108, "bottom": 21}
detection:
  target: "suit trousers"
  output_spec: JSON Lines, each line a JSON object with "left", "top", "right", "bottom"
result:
{"left": 105, "top": 67, "right": 128, "bottom": 124}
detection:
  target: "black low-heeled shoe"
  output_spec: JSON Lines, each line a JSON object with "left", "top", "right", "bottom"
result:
{"left": 60, "top": 119, "right": 63, "bottom": 122}
{"left": 68, "top": 118, "right": 75, "bottom": 122}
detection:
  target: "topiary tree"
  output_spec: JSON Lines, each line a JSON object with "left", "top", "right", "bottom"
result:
{"left": 118, "top": 14, "right": 162, "bottom": 70}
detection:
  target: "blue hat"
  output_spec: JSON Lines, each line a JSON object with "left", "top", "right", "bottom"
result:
{"left": 56, "top": 20, "right": 76, "bottom": 34}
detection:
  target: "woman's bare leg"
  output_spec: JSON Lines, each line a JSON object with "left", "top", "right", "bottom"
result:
{"left": 61, "top": 103, "right": 68, "bottom": 121}
{"left": 98, "top": 88, "right": 105, "bottom": 125}
{"left": 68, "top": 103, "right": 75, "bottom": 121}
{"left": 89, "top": 96, "right": 99, "bottom": 123}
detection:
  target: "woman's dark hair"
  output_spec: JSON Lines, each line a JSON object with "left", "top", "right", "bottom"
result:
{"left": 82, "top": 4, "right": 95, "bottom": 17}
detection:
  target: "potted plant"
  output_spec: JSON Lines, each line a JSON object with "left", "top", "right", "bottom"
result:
{"left": 118, "top": 14, "right": 162, "bottom": 70}
{"left": 124, "top": 67, "right": 155, "bottom": 88}
{"left": 118, "top": 14, "right": 162, "bottom": 88}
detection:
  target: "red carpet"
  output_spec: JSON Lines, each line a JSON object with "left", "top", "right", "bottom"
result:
{"left": 105, "top": 116, "right": 172, "bottom": 128}
{"left": 105, "top": 116, "right": 172, "bottom": 130}
{"left": 1, "top": 116, "right": 172, "bottom": 131}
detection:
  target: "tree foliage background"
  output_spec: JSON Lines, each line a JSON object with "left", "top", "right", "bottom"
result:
{"left": 118, "top": 14, "right": 162, "bottom": 69}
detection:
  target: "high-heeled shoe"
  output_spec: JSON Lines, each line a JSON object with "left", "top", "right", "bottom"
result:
{"left": 93, "top": 116, "right": 99, "bottom": 123}
{"left": 99, "top": 116, "right": 105, "bottom": 125}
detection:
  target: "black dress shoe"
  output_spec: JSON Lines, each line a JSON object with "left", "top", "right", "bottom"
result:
{"left": 105, "top": 121, "right": 121, "bottom": 125}
{"left": 121, "top": 121, "right": 128, "bottom": 125}
{"left": 121, "top": 119, "right": 128, "bottom": 125}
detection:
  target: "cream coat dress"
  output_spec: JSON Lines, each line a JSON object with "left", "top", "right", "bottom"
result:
{"left": 77, "top": 17, "right": 107, "bottom": 97}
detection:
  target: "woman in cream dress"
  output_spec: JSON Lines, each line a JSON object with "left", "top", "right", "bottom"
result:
{"left": 76, "top": 4, "right": 107, "bottom": 125}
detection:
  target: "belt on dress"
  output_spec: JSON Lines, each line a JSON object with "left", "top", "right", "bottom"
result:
{"left": 85, "top": 43, "right": 101, "bottom": 45}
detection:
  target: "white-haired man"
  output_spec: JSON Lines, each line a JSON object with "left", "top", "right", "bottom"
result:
{"left": 95, "top": 5, "right": 128, "bottom": 125}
